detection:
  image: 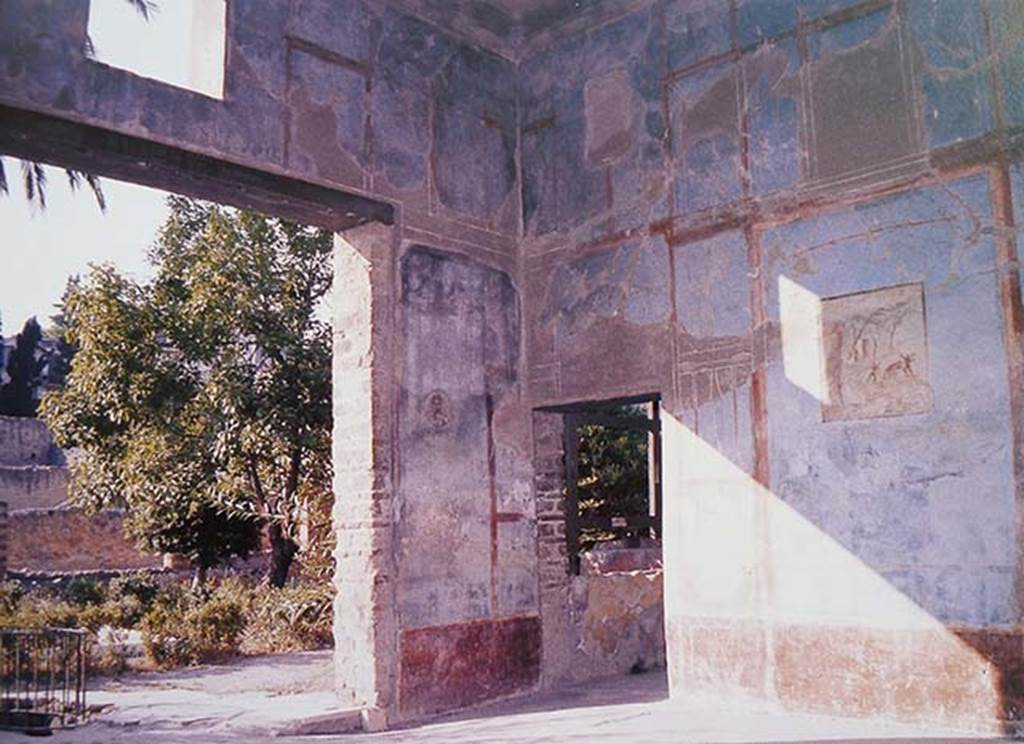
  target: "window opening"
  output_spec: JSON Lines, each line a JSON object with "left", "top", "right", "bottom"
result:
{"left": 87, "top": 0, "right": 226, "bottom": 99}
{"left": 563, "top": 398, "right": 662, "bottom": 575}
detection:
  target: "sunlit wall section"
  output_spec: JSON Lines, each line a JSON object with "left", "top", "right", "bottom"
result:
{"left": 663, "top": 173, "right": 1014, "bottom": 731}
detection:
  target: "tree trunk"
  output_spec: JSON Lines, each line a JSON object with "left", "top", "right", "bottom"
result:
{"left": 267, "top": 522, "right": 299, "bottom": 588}
{"left": 192, "top": 562, "right": 208, "bottom": 590}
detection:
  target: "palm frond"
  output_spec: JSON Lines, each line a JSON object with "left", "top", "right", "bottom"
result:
{"left": 84, "top": 173, "right": 107, "bottom": 212}
{"left": 66, "top": 169, "right": 107, "bottom": 212}
{"left": 125, "top": 0, "right": 158, "bottom": 20}
{"left": 21, "top": 160, "right": 46, "bottom": 210}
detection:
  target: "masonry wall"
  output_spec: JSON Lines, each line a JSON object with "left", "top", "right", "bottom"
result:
{"left": 521, "top": 0, "right": 1024, "bottom": 731}
{"left": 0, "top": 0, "right": 520, "bottom": 256}
{"left": 0, "top": 466, "right": 69, "bottom": 511}
{"left": 6, "top": 508, "right": 160, "bottom": 574}
{"left": 0, "top": 415, "right": 63, "bottom": 465}
{"left": 2, "top": 0, "right": 530, "bottom": 722}
{"left": 0, "top": 417, "right": 69, "bottom": 510}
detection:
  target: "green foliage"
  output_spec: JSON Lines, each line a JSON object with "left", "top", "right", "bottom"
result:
{"left": 62, "top": 576, "right": 106, "bottom": 606}
{"left": 0, "top": 581, "right": 26, "bottom": 615}
{"left": 0, "top": 592, "right": 85, "bottom": 631}
{"left": 575, "top": 405, "right": 651, "bottom": 551}
{"left": 105, "top": 571, "right": 163, "bottom": 626}
{"left": 0, "top": 317, "right": 44, "bottom": 417}
{"left": 138, "top": 578, "right": 331, "bottom": 668}
{"left": 140, "top": 577, "right": 245, "bottom": 667}
{"left": 45, "top": 276, "right": 81, "bottom": 389}
{"left": 239, "top": 581, "right": 333, "bottom": 654}
{"left": 0, "top": 574, "right": 332, "bottom": 672}
{"left": 40, "top": 196, "right": 333, "bottom": 583}
{"left": 108, "top": 571, "right": 161, "bottom": 609}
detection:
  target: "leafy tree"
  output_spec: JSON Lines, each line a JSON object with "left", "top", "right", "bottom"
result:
{"left": 41, "top": 197, "right": 333, "bottom": 587}
{"left": 45, "top": 276, "right": 81, "bottom": 390}
{"left": 574, "top": 405, "right": 651, "bottom": 551}
{"left": 0, "top": 317, "right": 44, "bottom": 417}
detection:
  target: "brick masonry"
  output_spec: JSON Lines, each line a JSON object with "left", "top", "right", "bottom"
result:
{"left": 0, "top": 502, "right": 7, "bottom": 579}
{"left": 6, "top": 508, "right": 160, "bottom": 574}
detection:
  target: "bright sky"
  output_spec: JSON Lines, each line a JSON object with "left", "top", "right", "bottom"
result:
{"left": 0, "top": 0, "right": 223, "bottom": 336}
{"left": 0, "top": 164, "right": 168, "bottom": 336}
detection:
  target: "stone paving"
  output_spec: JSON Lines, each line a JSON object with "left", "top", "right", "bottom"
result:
{"left": 4, "top": 653, "right": 1014, "bottom": 744}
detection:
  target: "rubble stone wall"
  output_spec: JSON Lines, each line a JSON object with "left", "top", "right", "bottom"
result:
{"left": 6, "top": 508, "right": 160, "bottom": 574}
{"left": 0, "top": 415, "right": 62, "bottom": 466}
{"left": 0, "top": 466, "right": 68, "bottom": 511}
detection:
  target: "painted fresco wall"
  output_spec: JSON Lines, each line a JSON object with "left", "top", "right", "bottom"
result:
{"left": 0, "top": 0, "right": 521, "bottom": 253}
{"left": 0, "top": 0, "right": 531, "bottom": 723}
{"left": 522, "top": 0, "right": 1024, "bottom": 731}
{"left": 6, "top": 0, "right": 1024, "bottom": 730}
{"left": 395, "top": 246, "right": 537, "bottom": 718}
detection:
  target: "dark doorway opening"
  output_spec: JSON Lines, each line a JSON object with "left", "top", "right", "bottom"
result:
{"left": 562, "top": 397, "right": 662, "bottom": 575}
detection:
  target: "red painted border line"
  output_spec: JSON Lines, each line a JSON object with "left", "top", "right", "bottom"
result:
{"left": 989, "top": 164, "right": 1024, "bottom": 619}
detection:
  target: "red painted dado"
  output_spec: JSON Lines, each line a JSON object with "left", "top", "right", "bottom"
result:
{"left": 669, "top": 617, "right": 1024, "bottom": 731}
{"left": 399, "top": 615, "right": 542, "bottom": 717}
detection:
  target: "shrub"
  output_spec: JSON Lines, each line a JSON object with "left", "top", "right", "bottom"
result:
{"left": 62, "top": 577, "right": 106, "bottom": 607}
{"left": 0, "top": 581, "right": 25, "bottom": 615}
{"left": 106, "top": 572, "right": 162, "bottom": 627}
{"left": 240, "top": 581, "right": 333, "bottom": 654}
{"left": 108, "top": 572, "right": 161, "bottom": 609}
{"left": 140, "top": 583, "right": 245, "bottom": 667}
{"left": 0, "top": 594, "right": 83, "bottom": 630}
{"left": 191, "top": 594, "right": 246, "bottom": 657}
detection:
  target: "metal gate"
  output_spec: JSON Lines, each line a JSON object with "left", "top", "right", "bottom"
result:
{"left": 0, "top": 627, "right": 87, "bottom": 734}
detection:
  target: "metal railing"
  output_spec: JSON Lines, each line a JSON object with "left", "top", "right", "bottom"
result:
{"left": 0, "top": 627, "right": 87, "bottom": 734}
